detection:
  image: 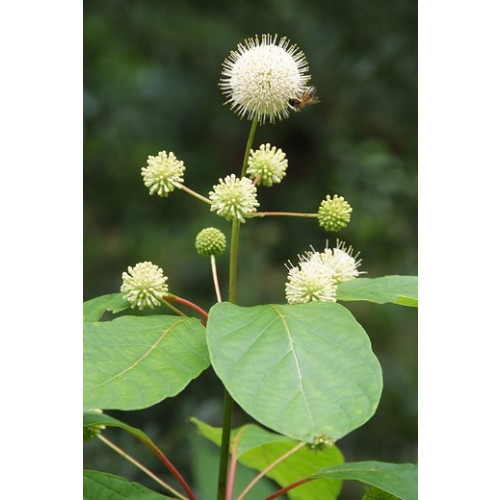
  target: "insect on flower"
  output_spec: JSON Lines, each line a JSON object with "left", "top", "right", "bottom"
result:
{"left": 289, "top": 86, "right": 320, "bottom": 110}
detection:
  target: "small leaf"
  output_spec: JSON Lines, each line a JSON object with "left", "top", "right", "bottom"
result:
{"left": 83, "top": 411, "right": 154, "bottom": 446}
{"left": 191, "top": 418, "right": 344, "bottom": 500}
{"left": 336, "top": 276, "right": 418, "bottom": 307}
{"left": 206, "top": 302, "right": 382, "bottom": 442}
{"left": 83, "top": 293, "right": 130, "bottom": 322}
{"left": 83, "top": 470, "right": 175, "bottom": 499}
{"left": 84, "top": 315, "right": 210, "bottom": 410}
{"left": 314, "top": 461, "right": 418, "bottom": 500}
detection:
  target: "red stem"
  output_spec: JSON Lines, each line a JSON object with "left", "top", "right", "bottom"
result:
{"left": 142, "top": 440, "right": 197, "bottom": 500}
{"left": 164, "top": 295, "right": 209, "bottom": 320}
{"left": 264, "top": 478, "right": 313, "bottom": 500}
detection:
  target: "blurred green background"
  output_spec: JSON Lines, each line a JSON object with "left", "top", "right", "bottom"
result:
{"left": 83, "top": 0, "right": 417, "bottom": 498}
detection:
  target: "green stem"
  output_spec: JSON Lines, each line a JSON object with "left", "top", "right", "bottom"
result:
{"left": 217, "top": 118, "right": 259, "bottom": 500}
{"left": 175, "top": 183, "right": 212, "bottom": 205}
{"left": 240, "top": 117, "right": 259, "bottom": 178}
{"left": 246, "top": 211, "right": 318, "bottom": 218}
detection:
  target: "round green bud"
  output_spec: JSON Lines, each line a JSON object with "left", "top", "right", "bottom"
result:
{"left": 83, "top": 423, "right": 105, "bottom": 442}
{"left": 83, "top": 410, "right": 105, "bottom": 442}
{"left": 361, "top": 486, "right": 399, "bottom": 500}
{"left": 317, "top": 194, "right": 352, "bottom": 232}
{"left": 195, "top": 227, "right": 227, "bottom": 257}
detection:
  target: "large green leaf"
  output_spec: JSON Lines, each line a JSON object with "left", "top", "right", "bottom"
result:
{"left": 84, "top": 315, "right": 209, "bottom": 410}
{"left": 83, "top": 470, "right": 175, "bottom": 499}
{"left": 83, "top": 293, "right": 130, "bottom": 322}
{"left": 314, "top": 461, "right": 418, "bottom": 500}
{"left": 191, "top": 418, "right": 344, "bottom": 500}
{"left": 336, "top": 276, "right": 418, "bottom": 307}
{"left": 206, "top": 302, "right": 382, "bottom": 443}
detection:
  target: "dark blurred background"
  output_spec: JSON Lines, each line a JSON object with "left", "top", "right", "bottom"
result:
{"left": 83, "top": 0, "right": 417, "bottom": 498}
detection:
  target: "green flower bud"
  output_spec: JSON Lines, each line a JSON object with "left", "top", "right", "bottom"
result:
{"left": 247, "top": 143, "right": 288, "bottom": 187}
{"left": 317, "top": 194, "right": 352, "bottom": 232}
{"left": 195, "top": 227, "right": 227, "bottom": 257}
{"left": 361, "top": 486, "right": 399, "bottom": 500}
{"left": 83, "top": 410, "right": 105, "bottom": 442}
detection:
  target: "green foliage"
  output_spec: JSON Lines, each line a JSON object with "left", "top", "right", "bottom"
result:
{"left": 191, "top": 418, "right": 344, "bottom": 500}
{"left": 83, "top": 314, "right": 209, "bottom": 410}
{"left": 83, "top": 470, "right": 175, "bottom": 499}
{"left": 315, "top": 461, "right": 417, "bottom": 500}
{"left": 83, "top": 293, "right": 130, "bottom": 322}
{"left": 337, "top": 276, "right": 418, "bottom": 307}
{"left": 206, "top": 301, "right": 383, "bottom": 442}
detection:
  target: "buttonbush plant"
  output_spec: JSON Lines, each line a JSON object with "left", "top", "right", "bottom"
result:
{"left": 83, "top": 34, "right": 417, "bottom": 500}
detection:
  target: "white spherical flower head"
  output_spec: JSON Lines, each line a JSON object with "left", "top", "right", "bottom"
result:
{"left": 307, "top": 240, "right": 363, "bottom": 283}
{"left": 141, "top": 151, "right": 185, "bottom": 197}
{"left": 120, "top": 261, "right": 169, "bottom": 310}
{"left": 220, "top": 34, "right": 311, "bottom": 124}
{"left": 209, "top": 174, "right": 259, "bottom": 223}
{"left": 247, "top": 143, "right": 288, "bottom": 187}
{"left": 285, "top": 259, "right": 337, "bottom": 305}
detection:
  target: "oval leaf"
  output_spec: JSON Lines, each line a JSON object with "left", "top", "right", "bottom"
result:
{"left": 84, "top": 315, "right": 209, "bottom": 410}
{"left": 206, "top": 302, "right": 383, "bottom": 442}
{"left": 314, "top": 461, "right": 418, "bottom": 500}
{"left": 83, "top": 470, "right": 175, "bottom": 499}
{"left": 337, "top": 276, "right": 418, "bottom": 307}
{"left": 191, "top": 418, "right": 344, "bottom": 500}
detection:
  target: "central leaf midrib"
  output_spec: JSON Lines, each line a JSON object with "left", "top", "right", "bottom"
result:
{"left": 84, "top": 320, "right": 183, "bottom": 392}
{"left": 270, "top": 305, "right": 314, "bottom": 430}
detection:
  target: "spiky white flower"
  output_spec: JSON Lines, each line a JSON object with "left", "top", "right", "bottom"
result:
{"left": 141, "top": 151, "right": 185, "bottom": 197}
{"left": 209, "top": 174, "right": 259, "bottom": 223}
{"left": 120, "top": 261, "right": 169, "bottom": 310}
{"left": 285, "top": 259, "right": 337, "bottom": 304}
{"left": 303, "top": 240, "right": 363, "bottom": 283}
{"left": 247, "top": 143, "right": 288, "bottom": 186}
{"left": 220, "top": 34, "right": 311, "bottom": 124}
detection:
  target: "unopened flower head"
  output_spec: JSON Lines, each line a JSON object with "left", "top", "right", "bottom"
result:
{"left": 318, "top": 195, "right": 352, "bottom": 232}
{"left": 195, "top": 227, "right": 227, "bottom": 257}
{"left": 304, "top": 240, "right": 362, "bottom": 283}
{"left": 220, "top": 34, "right": 311, "bottom": 124}
{"left": 209, "top": 174, "right": 259, "bottom": 223}
{"left": 247, "top": 143, "right": 288, "bottom": 187}
{"left": 285, "top": 259, "right": 337, "bottom": 305}
{"left": 120, "top": 261, "right": 169, "bottom": 310}
{"left": 141, "top": 151, "right": 185, "bottom": 197}
{"left": 83, "top": 409, "right": 105, "bottom": 442}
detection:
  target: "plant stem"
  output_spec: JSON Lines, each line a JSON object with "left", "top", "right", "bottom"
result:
{"left": 236, "top": 442, "right": 306, "bottom": 500}
{"left": 165, "top": 294, "right": 209, "bottom": 320}
{"left": 263, "top": 477, "right": 314, "bottom": 500}
{"left": 240, "top": 117, "right": 259, "bottom": 178}
{"left": 226, "top": 425, "right": 250, "bottom": 500}
{"left": 246, "top": 211, "right": 318, "bottom": 218}
{"left": 98, "top": 434, "right": 189, "bottom": 500}
{"left": 211, "top": 255, "right": 223, "bottom": 303}
{"left": 176, "top": 183, "right": 212, "bottom": 205}
{"left": 161, "top": 298, "right": 188, "bottom": 317}
{"left": 217, "top": 118, "right": 258, "bottom": 500}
